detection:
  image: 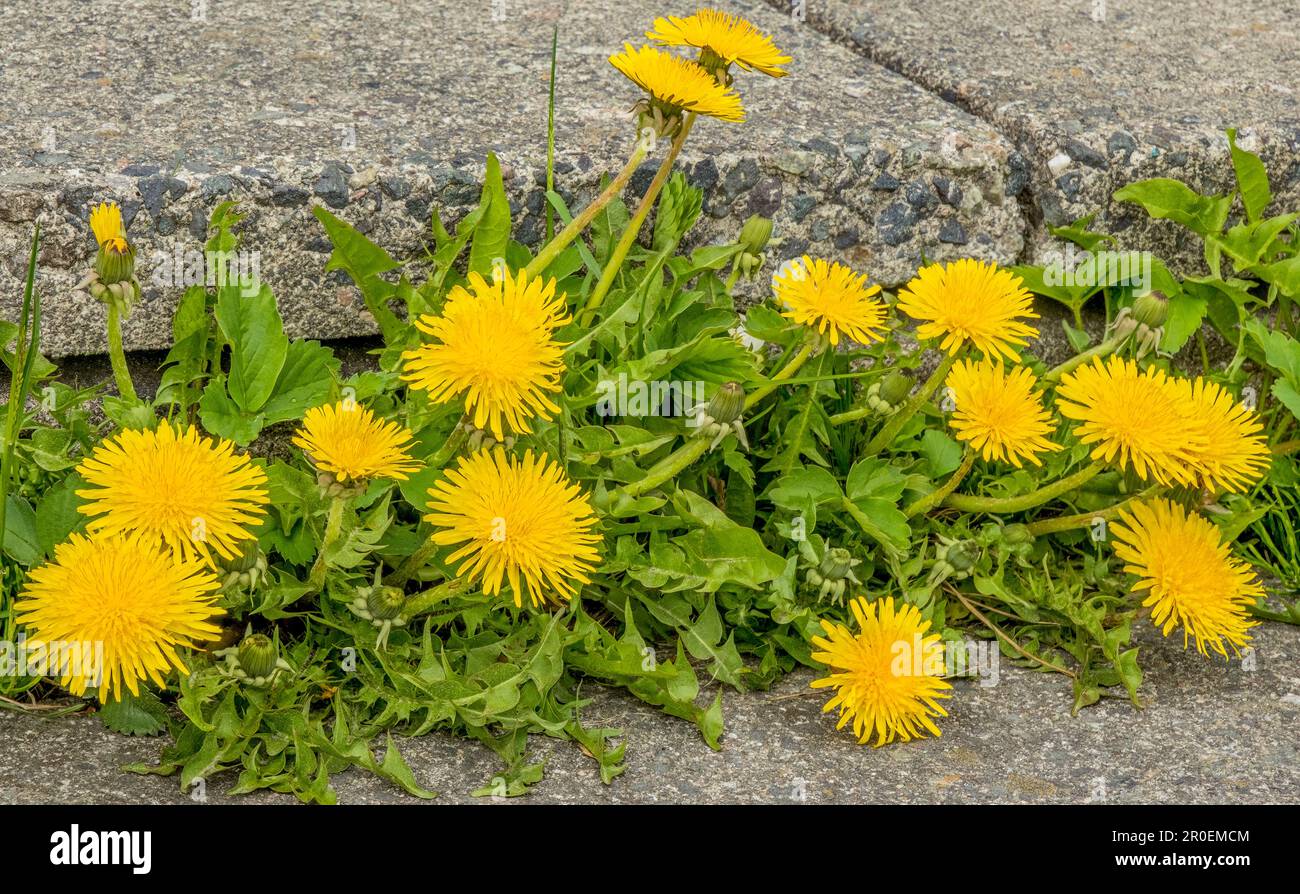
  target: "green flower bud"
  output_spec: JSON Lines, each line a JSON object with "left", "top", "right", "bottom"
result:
{"left": 705, "top": 382, "right": 746, "bottom": 427}
{"left": 1002, "top": 524, "right": 1033, "bottom": 545}
{"left": 878, "top": 371, "right": 914, "bottom": 407}
{"left": 738, "top": 215, "right": 773, "bottom": 257}
{"left": 819, "top": 547, "right": 855, "bottom": 581}
{"left": 1131, "top": 290, "right": 1168, "bottom": 329}
{"left": 95, "top": 241, "right": 136, "bottom": 286}
{"left": 237, "top": 634, "right": 278, "bottom": 680}
{"left": 366, "top": 585, "right": 407, "bottom": 621}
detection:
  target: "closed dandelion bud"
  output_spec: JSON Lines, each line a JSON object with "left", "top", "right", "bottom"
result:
{"left": 879, "top": 371, "right": 914, "bottom": 407}
{"left": 819, "top": 547, "right": 855, "bottom": 581}
{"left": 238, "top": 634, "right": 278, "bottom": 680}
{"left": 738, "top": 215, "right": 773, "bottom": 256}
{"left": 706, "top": 382, "right": 746, "bottom": 426}
{"left": 366, "top": 585, "right": 407, "bottom": 621}
{"left": 1131, "top": 290, "right": 1168, "bottom": 329}
{"left": 945, "top": 540, "right": 980, "bottom": 573}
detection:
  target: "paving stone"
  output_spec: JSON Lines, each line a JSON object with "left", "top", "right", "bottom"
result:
{"left": 0, "top": 0, "right": 1023, "bottom": 357}
{"left": 778, "top": 0, "right": 1300, "bottom": 268}
{"left": 2, "top": 621, "right": 1296, "bottom": 804}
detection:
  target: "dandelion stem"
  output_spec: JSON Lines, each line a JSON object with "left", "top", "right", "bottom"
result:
{"left": 1042, "top": 332, "right": 1125, "bottom": 383}
{"left": 1270, "top": 439, "right": 1300, "bottom": 456}
{"left": 307, "top": 495, "right": 347, "bottom": 592}
{"left": 400, "top": 575, "right": 471, "bottom": 617}
{"left": 905, "top": 450, "right": 976, "bottom": 518}
{"left": 388, "top": 537, "right": 441, "bottom": 588}
{"left": 106, "top": 301, "right": 138, "bottom": 402}
{"left": 427, "top": 420, "right": 470, "bottom": 468}
{"left": 525, "top": 140, "right": 650, "bottom": 280}
{"left": 581, "top": 114, "right": 696, "bottom": 324}
{"left": 744, "top": 340, "right": 816, "bottom": 410}
{"left": 622, "top": 436, "right": 710, "bottom": 498}
{"left": 1023, "top": 486, "right": 1160, "bottom": 537}
{"left": 860, "top": 353, "right": 957, "bottom": 453}
{"left": 944, "top": 460, "right": 1106, "bottom": 515}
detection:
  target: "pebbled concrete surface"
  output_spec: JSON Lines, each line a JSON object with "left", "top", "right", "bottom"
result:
{"left": 0, "top": 0, "right": 1023, "bottom": 356}
{"left": 779, "top": 0, "right": 1300, "bottom": 266}
{"left": 2, "top": 619, "right": 1297, "bottom": 804}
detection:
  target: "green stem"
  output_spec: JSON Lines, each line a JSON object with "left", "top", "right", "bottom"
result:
{"left": 744, "top": 340, "right": 816, "bottom": 410}
{"left": 944, "top": 461, "right": 1105, "bottom": 515}
{"left": 580, "top": 114, "right": 696, "bottom": 324}
{"left": 1248, "top": 598, "right": 1300, "bottom": 625}
{"left": 905, "top": 450, "right": 976, "bottom": 518}
{"left": 1271, "top": 439, "right": 1300, "bottom": 456}
{"left": 860, "top": 353, "right": 958, "bottom": 454}
{"left": 106, "top": 301, "right": 138, "bottom": 402}
{"left": 622, "top": 437, "right": 710, "bottom": 498}
{"left": 401, "top": 576, "right": 472, "bottom": 617}
{"left": 307, "top": 496, "right": 347, "bottom": 592}
{"left": 388, "top": 537, "right": 441, "bottom": 588}
{"left": 1023, "top": 486, "right": 1160, "bottom": 537}
{"left": 1043, "top": 332, "right": 1125, "bottom": 384}
{"left": 427, "top": 420, "right": 470, "bottom": 468}
{"left": 524, "top": 140, "right": 650, "bottom": 280}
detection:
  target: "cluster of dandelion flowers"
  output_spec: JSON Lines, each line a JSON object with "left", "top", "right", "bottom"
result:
{"left": 402, "top": 269, "right": 569, "bottom": 442}
{"left": 89, "top": 201, "right": 129, "bottom": 254}
{"left": 424, "top": 449, "right": 601, "bottom": 608}
{"left": 77, "top": 423, "right": 268, "bottom": 563}
{"left": 647, "top": 8, "right": 790, "bottom": 77}
{"left": 811, "top": 596, "right": 952, "bottom": 747}
{"left": 944, "top": 358, "right": 1060, "bottom": 466}
{"left": 772, "top": 256, "right": 888, "bottom": 347}
{"left": 1170, "top": 376, "right": 1270, "bottom": 493}
{"left": 1111, "top": 498, "right": 1261, "bottom": 658}
{"left": 293, "top": 401, "right": 418, "bottom": 484}
{"left": 15, "top": 532, "right": 222, "bottom": 702}
{"left": 609, "top": 43, "right": 745, "bottom": 122}
{"left": 896, "top": 259, "right": 1039, "bottom": 360}
{"left": 1055, "top": 356, "right": 1201, "bottom": 485}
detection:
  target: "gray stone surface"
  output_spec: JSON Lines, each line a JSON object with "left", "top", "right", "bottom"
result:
{"left": 1, "top": 0, "right": 1022, "bottom": 356}
{"left": 2, "top": 620, "right": 1297, "bottom": 804}
{"left": 781, "top": 0, "right": 1300, "bottom": 266}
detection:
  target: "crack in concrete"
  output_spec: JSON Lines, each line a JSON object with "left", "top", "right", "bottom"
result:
{"left": 764, "top": 0, "right": 1042, "bottom": 262}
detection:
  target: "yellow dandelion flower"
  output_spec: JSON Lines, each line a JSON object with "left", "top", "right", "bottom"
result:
{"left": 76, "top": 423, "right": 269, "bottom": 564}
{"left": 15, "top": 532, "right": 221, "bottom": 702}
{"left": 1170, "top": 377, "right": 1270, "bottom": 494}
{"left": 1055, "top": 356, "right": 1201, "bottom": 485}
{"left": 772, "top": 255, "right": 887, "bottom": 346}
{"left": 424, "top": 448, "right": 601, "bottom": 608}
{"left": 609, "top": 43, "right": 745, "bottom": 122}
{"left": 896, "top": 259, "right": 1039, "bottom": 360}
{"left": 1111, "top": 498, "right": 1261, "bottom": 658}
{"left": 89, "top": 201, "right": 129, "bottom": 253}
{"left": 647, "top": 8, "right": 791, "bottom": 77}
{"left": 811, "top": 596, "right": 952, "bottom": 747}
{"left": 945, "top": 358, "right": 1060, "bottom": 466}
{"left": 292, "top": 401, "right": 418, "bottom": 484}
{"left": 402, "top": 269, "right": 569, "bottom": 443}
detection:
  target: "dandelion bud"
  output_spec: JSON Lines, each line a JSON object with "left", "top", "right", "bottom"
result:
{"left": 237, "top": 634, "right": 278, "bottom": 680}
{"left": 1131, "top": 290, "right": 1168, "bottom": 329}
{"left": 819, "top": 547, "right": 856, "bottom": 581}
{"left": 95, "top": 239, "right": 136, "bottom": 287}
{"left": 1002, "top": 524, "right": 1033, "bottom": 545}
{"left": 879, "top": 371, "right": 914, "bottom": 407}
{"left": 365, "top": 585, "right": 407, "bottom": 621}
{"left": 705, "top": 382, "right": 746, "bottom": 426}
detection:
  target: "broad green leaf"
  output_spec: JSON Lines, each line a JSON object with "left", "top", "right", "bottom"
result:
{"left": 215, "top": 283, "right": 288, "bottom": 414}
{"left": 314, "top": 206, "right": 405, "bottom": 340}
{"left": 2, "top": 495, "right": 41, "bottom": 565}
{"left": 467, "top": 152, "right": 511, "bottom": 277}
{"left": 1160, "top": 292, "right": 1208, "bottom": 353}
{"left": 198, "top": 377, "right": 265, "bottom": 446}
{"left": 1226, "top": 128, "right": 1270, "bottom": 223}
{"left": 260, "top": 340, "right": 339, "bottom": 425}
{"left": 1114, "top": 178, "right": 1231, "bottom": 237}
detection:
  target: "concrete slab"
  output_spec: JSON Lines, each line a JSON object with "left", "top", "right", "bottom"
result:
{"left": 780, "top": 0, "right": 1300, "bottom": 262}
{"left": 0, "top": 0, "right": 1023, "bottom": 356}
{"left": 2, "top": 620, "right": 1296, "bottom": 804}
